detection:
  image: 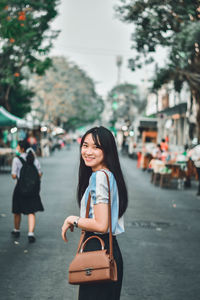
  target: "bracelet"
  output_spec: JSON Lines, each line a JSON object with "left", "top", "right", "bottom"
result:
{"left": 73, "top": 217, "right": 80, "bottom": 228}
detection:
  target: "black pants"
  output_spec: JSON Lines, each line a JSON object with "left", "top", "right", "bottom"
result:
{"left": 78, "top": 232, "right": 123, "bottom": 300}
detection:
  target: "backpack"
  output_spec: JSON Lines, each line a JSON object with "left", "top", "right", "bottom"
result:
{"left": 17, "top": 157, "right": 40, "bottom": 197}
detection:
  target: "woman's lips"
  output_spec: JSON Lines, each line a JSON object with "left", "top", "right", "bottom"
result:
{"left": 84, "top": 156, "right": 94, "bottom": 162}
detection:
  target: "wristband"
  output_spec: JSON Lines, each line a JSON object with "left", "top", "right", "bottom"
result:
{"left": 73, "top": 217, "right": 80, "bottom": 228}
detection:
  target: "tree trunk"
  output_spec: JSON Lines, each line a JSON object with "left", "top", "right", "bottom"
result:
{"left": 193, "top": 90, "right": 200, "bottom": 143}
{"left": 4, "top": 85, "right": 11, "bottom": 111}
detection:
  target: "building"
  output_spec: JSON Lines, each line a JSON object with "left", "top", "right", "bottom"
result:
{"left": 146, "top": 82, "right": 195, "bottom": 146}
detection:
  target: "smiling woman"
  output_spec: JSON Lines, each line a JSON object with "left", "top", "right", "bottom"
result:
{"left": 61, "top": 126, "right": 128, "bottom": 300}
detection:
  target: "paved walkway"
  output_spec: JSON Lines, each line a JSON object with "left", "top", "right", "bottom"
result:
{"left": 0, "top": 145, "right": 200, "bottom": 300}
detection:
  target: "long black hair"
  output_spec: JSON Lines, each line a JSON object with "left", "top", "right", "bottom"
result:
{"left": 18, "top": 140, "right": 35, "bottom": 165}
{"left": 77, "top": 126, "right": 128, "bottom": 218}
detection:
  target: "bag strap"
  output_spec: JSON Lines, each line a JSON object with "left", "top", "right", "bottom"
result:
{"left": 101, "top": 170, "right": 113, "bottom": 261}
{"left": 76, "top": 170, "right": 114, "bottom": 261}
{"left": 18, "top": 156, "right": 25, "bottom": 165}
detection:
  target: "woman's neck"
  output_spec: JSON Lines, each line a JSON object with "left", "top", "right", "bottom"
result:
{"left": 92, "top": 166, "right": 109, "bottom": 172}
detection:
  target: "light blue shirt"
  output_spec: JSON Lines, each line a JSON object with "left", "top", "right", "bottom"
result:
{"left": 80, "top": 169, "right": 124, "bottom": 235}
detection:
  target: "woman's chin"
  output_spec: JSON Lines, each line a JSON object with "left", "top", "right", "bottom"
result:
{"left": 84, "top": 161, "right": 94, "bottom": 168}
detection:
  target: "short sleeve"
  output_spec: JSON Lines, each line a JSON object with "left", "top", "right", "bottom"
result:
{"left": 11, "top": 157, "right": 19, "bottom": 175}
{"left": 90, "top": 171, "right": 109, "bottom": 205}
{"left": 34, "top": 158, "right": 42, "bottom": 174}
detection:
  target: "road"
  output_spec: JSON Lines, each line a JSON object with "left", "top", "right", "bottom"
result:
{"left": 0, "top": 144, "right": 200, "bottom": 300}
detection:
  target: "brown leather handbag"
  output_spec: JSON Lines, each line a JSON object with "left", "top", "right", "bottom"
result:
{"left": 68, "top": 170, "right": 118, "bottom": 285}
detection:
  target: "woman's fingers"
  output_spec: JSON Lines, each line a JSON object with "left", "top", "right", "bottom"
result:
{"left": 61, "top": 222, "right": 70, "bottom": 242}
{"left": 61, "top": 229, "right": 68, "bottom": 242}
{"left": 61, "top": 218, "right": 75, "bottom": 242}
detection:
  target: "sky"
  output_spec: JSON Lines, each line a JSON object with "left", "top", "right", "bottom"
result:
{"left": 50, "top": 0, "right": 166, "bottom": 97}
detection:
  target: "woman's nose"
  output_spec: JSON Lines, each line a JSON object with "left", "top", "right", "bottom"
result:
{"left": 85, "top": 147, "right": 93, "bottom": 155}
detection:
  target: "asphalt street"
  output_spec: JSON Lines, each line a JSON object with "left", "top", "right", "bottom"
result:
{"left": 0, "top": 144, "right": 200, "bottom": 300}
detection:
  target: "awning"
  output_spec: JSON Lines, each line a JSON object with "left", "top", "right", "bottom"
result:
{"left": 139, "top": 120, "right": 157, "bottom": 128}
{"left": 157, "top": 103, "right": 187, "bottom": 116}
{"left": 138, "top": 117, "right": 157, "bottom": 130}
{"left": 0, "top": 106, "right": 27, "bottom": 128}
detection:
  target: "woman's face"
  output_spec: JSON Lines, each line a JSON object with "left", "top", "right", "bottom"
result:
{"left": 16, "top": 144, "right": 24, "bottom": 153}
{"left": 81, "top": 133, "right": 106, "bottom": 171}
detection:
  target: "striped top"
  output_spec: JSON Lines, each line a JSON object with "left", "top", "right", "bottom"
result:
{"left": 80, "top": 169, "right": 124, "bottom": 235}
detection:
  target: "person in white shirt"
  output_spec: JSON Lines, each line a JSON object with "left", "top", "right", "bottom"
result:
{"left": 11, "top": 140, "right": 44, "bottom": 243}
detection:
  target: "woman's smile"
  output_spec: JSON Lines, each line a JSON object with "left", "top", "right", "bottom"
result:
{"left": 83, "top": 156, "right": 95, "bottom": 162}
{"left": 84, "top": 156, "right": 95, "bottom": 162}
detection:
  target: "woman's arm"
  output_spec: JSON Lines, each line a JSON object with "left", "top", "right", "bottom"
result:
{"left": 61, "top": 203, "right": 109, "bottom": 243}
{"left": 11, "top": 157, "right": 18, "bottom": 180}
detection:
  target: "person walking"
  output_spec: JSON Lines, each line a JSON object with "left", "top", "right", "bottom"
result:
{"left": 61, "top": 126, "right": 128, "bottom": 300}
{"left": 11, "top": 140, "right": 44, "bottom": 243}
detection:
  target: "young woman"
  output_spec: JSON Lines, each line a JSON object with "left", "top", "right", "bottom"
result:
{"left": 62, "top": 126, "right": 128, "bottom": 300}
{"left": 11, "top": 139, "right": 44, "bottom": 243}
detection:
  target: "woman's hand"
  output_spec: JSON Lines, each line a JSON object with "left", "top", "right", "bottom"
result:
{"left": 61, "top": 216, "right": 78, "bottom": 242}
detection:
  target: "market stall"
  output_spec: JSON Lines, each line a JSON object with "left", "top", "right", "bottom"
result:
{"left": 0, "top": 106, "right": 27, "bottom": 128}
{"left": 0, "top": 106, "right": 28, "bottom": 171}
{"left": 149, "top": 150, "right": 197, "bottom": 189}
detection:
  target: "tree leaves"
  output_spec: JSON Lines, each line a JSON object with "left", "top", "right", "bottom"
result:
{"left": 0, "top": 0, "right": 60, "bottom": 116}
{"left": 116, "top": 0, "right": 200, "bottom": 93}
{"left": 107, "top": 83, "right": 146, "bottom": 123}
{"left": 31, "top": 57, "right": 104, "bottom": 129}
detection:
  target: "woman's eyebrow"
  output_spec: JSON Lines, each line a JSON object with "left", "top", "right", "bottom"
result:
{"left": 83, "top": 141, "right": 97, "bottom": 146}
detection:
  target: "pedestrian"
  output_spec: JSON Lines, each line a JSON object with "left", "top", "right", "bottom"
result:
{"left": 61, "top": 126, "right": 128, "bottom": 300}
{"left": 27, "top": 132, "right": 37, "bottom": 152}
{"left": 11, "top": 140, "right": 44, "bottom": 243}
{"left": 152, "top": 144, "right": 162, "bottom": 159}
{"left": 189, "top": 144, "right": 200, "bottom": 196}
{"left": 160, "top": 138, "right": 169, "bottom": 152}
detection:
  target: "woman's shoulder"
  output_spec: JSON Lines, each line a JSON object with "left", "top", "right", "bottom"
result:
{"left": 89, "top": 169, "right": 114, "bottom": 186}
{"left": 91, "top": 169, "right": 113, "bottom": 177}
{"left": 12, "top": 156, "right": 19, "bottom": 164}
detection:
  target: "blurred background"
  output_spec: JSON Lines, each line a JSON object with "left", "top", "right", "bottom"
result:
{"left": 0, "top": 0, "right": 200, "bottom": 155}
{"left": 0, "top": 1, "right": 200, "bottom": 300}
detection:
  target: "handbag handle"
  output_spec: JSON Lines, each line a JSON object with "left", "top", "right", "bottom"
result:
{"left": 76, "top": 170, "right": 114, "bottom": 261}
{"left": 80, "top": 235, "right": 105, "bottom": 253}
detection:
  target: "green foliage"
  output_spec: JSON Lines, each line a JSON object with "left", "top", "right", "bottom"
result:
{"left": 116, "top": 0, "right": 200, "bottom": 92}
{"left": 9, "top": 84, "right": 34, "bottom": 118}
{"left": 32, "top": 57, "right": 104, "bottom": 129}
{"left": 0, "top": 0, "right": 60, "bottom": 116}
{"left": 107, "top": 83, "right": 146, "bottom": 124}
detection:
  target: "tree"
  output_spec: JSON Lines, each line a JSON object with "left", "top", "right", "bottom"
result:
{"left": 116, "top": 0, "right": 200, "bottom": 140}
{"left": 107, "top": 83, "right": 146, "bottom": 126}
{"left": 0, "top": 0, "right": 60, "bottom": 116}
{"left": 31, "top": 57, "right": 104, "bottom": 129}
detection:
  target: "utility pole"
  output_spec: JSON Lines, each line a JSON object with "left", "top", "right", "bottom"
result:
{"left": 116, "top": 56, "right": 123, "bottom": 85}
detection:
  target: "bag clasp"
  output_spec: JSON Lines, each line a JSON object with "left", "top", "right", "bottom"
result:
{"left": 85, "top": 268, "right": 92, "bottom": 276}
